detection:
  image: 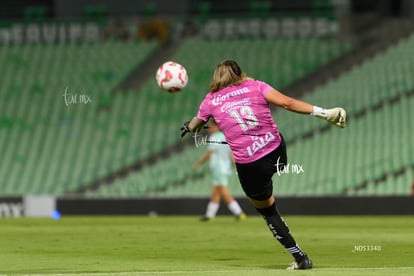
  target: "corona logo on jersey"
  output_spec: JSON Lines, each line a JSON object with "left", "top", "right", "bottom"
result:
{"left": 212, "top": 87, "right": 250, "bottom": 106}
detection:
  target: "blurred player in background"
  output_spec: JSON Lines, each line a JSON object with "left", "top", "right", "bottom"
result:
{"left": 181, "top": 60, "right": 346, "bottom": 270}
{"left": 192, "top": 119, "right": 246, "bottom": 221}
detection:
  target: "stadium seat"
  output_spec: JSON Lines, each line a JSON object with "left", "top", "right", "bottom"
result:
{"left": 5, "top": 29, "right": 414, "bottom": 198}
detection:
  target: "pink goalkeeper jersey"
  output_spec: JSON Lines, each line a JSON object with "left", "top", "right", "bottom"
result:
{"left": 197, "top": 79, "right": 282, "bottom": 164}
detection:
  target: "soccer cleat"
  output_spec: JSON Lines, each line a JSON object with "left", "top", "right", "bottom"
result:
{"left": 199, "top": 216, "right": 211, "bottom": 222}
{"left": 286, "top": 255, "right": 313, "bottom": 270}
{"left": 235, "top": 212, "right": 247, "bottom": 221}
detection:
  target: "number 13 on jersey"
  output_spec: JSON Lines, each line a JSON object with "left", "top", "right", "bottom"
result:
{"left": 229, "top": 106, "right": 259, "bottom": 131}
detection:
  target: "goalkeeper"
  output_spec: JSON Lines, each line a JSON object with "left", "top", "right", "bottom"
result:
{"left": 181, "top": 60, "right": 346, "bottom": 270}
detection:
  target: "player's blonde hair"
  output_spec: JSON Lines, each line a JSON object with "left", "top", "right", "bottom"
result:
{"left": 209, "top": 60, "right": 249, "bottom": 92}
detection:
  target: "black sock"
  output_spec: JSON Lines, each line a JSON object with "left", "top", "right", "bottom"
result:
{"left": 256, "top": 202, "right": 306, "bottom": 262}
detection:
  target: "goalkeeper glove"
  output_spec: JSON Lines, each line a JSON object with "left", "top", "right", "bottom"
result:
{"left": 180, "top": 120, "right": 210, "bottom": 138}
{"left": 312, "top": 106, "right": 347, "bottom": 128}
{"left": 180, "top": 120, "right": 190, "bottom": 137}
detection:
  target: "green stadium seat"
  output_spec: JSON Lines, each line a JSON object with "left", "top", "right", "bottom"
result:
{"left": 6, "top": 30, "right": 414, "bottom": 198}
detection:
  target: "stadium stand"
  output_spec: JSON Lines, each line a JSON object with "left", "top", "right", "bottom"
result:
{"left": 275, "top": 35, "right": 414, "bottom": 195}
{"left": 87, "top": 32, "right": 414, "bottom": 198}
{"left": 83, "top": 37, "right": 352, "bottom": 197}
{"left": 2, "top": 24, "right": 412, "bottom": 197}
{"left": 0, "top": 40, "right": 158, "bottom": 195}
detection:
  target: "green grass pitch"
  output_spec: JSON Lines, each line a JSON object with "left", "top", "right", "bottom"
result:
{"left": 0, "top": 215, "right": 413, "bottom": 275}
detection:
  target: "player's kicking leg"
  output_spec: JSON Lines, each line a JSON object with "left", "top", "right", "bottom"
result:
{"left": 251, "top": 196, "right": 312, "bottom": 270}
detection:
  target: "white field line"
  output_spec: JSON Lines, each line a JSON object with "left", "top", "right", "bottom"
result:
{"left": 6, "top": 266, "right": 414, "bottom": 276}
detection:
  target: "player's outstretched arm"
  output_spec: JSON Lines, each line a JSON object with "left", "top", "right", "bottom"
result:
{"left": 265, "top": 88, "right": 314, "bottom": 114}
{"left": 265, "top": 89, "right": 346, "bottom": 128}
{"left": 192, "top": 150, "right": 212, "bottom": 170}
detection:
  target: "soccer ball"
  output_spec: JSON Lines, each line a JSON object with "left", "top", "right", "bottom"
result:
{"left": 156, "top": 61, "right": 188, "bottom": 93}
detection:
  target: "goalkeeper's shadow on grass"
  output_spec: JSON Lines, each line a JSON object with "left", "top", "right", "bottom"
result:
{"left": 224, "top": 261, "right": 293, "bottom": 270}
{"left": 263, "top": 264, "right": 317, "bottom": 270}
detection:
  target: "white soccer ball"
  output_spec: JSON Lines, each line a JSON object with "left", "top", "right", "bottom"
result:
{"left": 155, "top": 61, "right": 188, "bottom": 93}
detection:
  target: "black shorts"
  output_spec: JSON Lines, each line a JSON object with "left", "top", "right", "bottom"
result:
{"left": 235, "top": 135, "right": 287, "bottom": 201}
